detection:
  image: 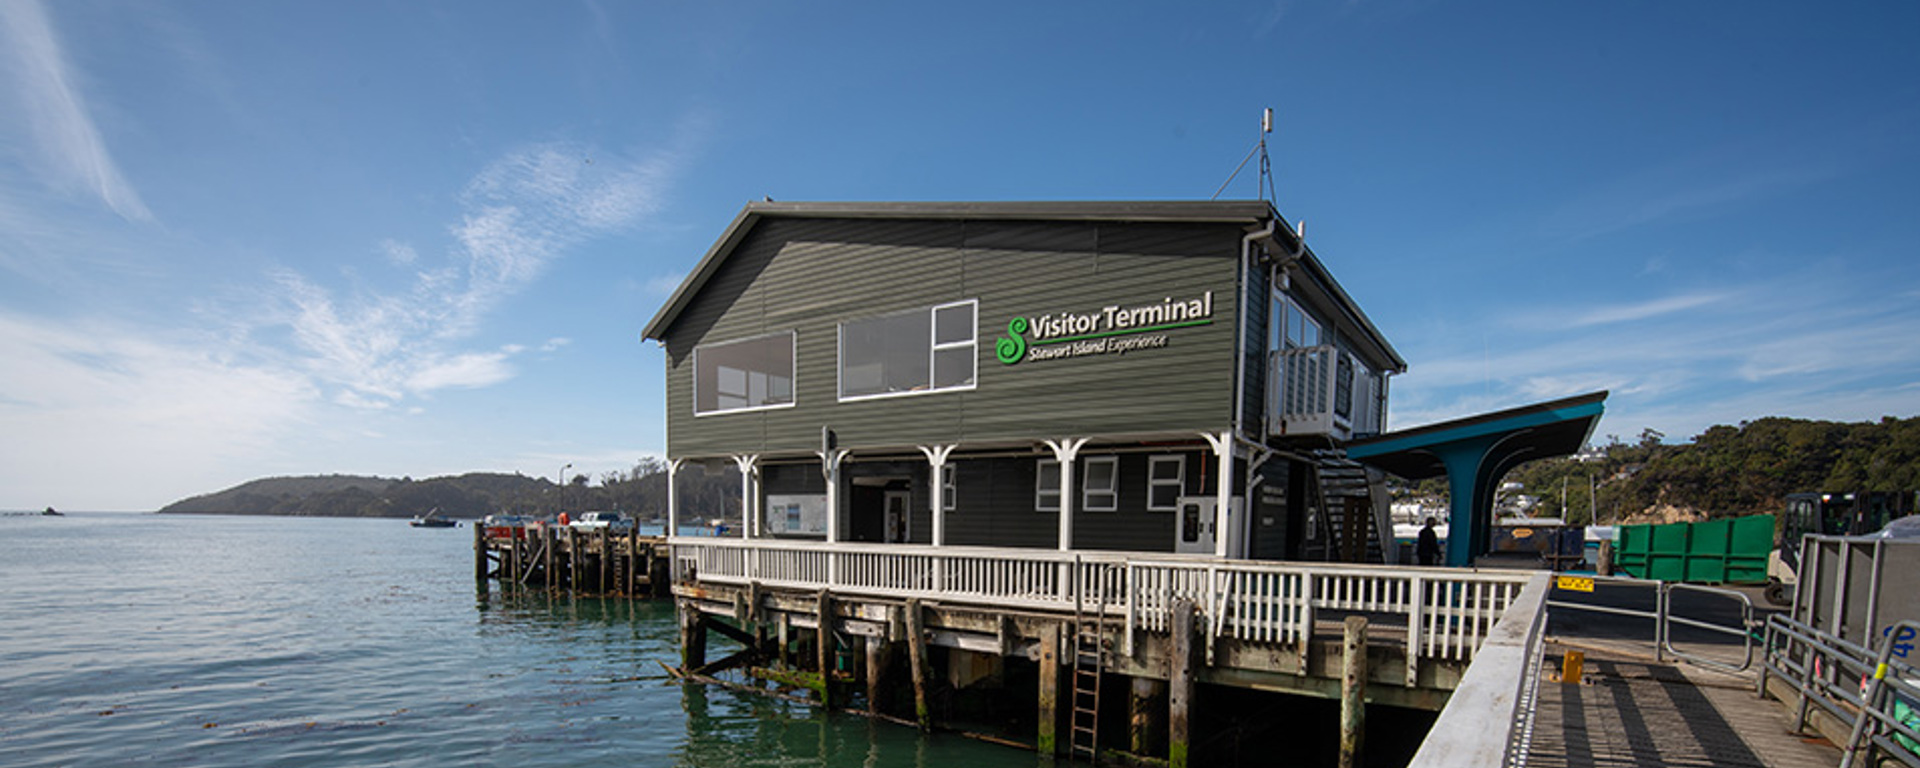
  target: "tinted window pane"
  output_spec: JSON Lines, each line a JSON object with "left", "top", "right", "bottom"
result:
{"left": 1085, "top": 459, "right": 1115, "bottom": 487}
{"left": 696, "top": 333, "right": 793, "bottom": 414}
{"left": 842, "top": 310, "right": 931, "bottom": 397}
{"left": 1150, "top": 484, "right": 1180, "bottom": 509}
{"left": 933, "top": 347, "right": 974, "bottom": 389}
{"left": 934, "top": 303, "right": 975, "bottom": 345}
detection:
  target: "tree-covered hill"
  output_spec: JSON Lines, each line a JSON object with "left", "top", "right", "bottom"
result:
{"left": 159, "top": 474, "right": 395, "bottom": 515}
{"left": 157, "top": 462, "right": 743, "bottom": 520}
{"left": 1485, "top": 416, "right": 1920, "bottom": 524}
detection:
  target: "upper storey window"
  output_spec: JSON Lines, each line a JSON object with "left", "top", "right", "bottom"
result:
{"left": 840, "top": 300, "right": 977, "bottom": 400}
{"left": 1271, "top": 294, "right": 1322, "bottom": 351}
{"left": 694, "top": 332, "right": 795, "bottom": 415}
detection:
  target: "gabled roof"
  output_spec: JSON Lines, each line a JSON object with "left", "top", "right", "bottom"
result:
{"left": 640, "top": 200, "right": 1405, "bottom": 371}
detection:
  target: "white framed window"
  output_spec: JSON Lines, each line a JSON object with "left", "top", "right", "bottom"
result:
{"left": 1036, "top": 460, "right": 1060, "bottom": 512}
{"left": 1148, "top": 455, "right": 1185, "bottom": 511}
{"left": 1271, "top": 293, "right": 1321, "bottom": 351}
{"left": 839, "top": 300, "right": 977, "bottom": 400}
{"left": 1083, "top": 456, "right": 1118, "bottom": 512}
{"left": 694, "top": 332, "right": 795, "bottom": 415}
{"left": 941, "top": 465, "right": 957, "bottom": 511}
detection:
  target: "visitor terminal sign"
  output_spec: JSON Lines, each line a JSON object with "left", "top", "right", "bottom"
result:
{"left": 996, "top": 291, "right": 1213, "bottom": 365}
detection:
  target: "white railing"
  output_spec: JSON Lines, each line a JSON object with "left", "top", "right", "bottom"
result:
{"left": 673, "top": 538, "right": 1534, "bottom": 674}
{"left": 1406, "top": 572, "right": 1553, "bottom": 768}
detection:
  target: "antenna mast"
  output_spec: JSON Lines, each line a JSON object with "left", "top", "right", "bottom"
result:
{"left": 1212, "top": 108, "right": 1276, "bottom": 202}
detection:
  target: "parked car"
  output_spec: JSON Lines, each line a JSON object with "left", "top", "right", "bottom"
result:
{"left": 569, "top": 511, "right": 635, "bottom": 533}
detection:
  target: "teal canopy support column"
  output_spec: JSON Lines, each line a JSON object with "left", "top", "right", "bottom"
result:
{"left": 1435, "top": 436, "right": 1503, "bottom": 568}
{"left": 1346, "top": 392, "right": 1607, "bottom": 568}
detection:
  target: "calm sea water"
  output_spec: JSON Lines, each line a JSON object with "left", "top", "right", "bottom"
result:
{"left": 0, "top": 513, "right": 1036, "bottom": 768}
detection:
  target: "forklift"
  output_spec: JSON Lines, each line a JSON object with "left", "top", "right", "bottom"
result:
{"left": 1766, "top": 491, "right": 1918, "bottom": 605}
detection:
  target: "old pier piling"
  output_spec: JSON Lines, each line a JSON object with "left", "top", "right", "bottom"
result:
{"left": 472, "top": 520, "right": 669, "bottom": 598}
{"left": 665, "top": 541, "right": 1538, "bottom": 765}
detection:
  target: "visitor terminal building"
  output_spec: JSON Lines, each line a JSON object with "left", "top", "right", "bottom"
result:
{"left": 638, "top": 199, "right": 1470, "bottom": 563}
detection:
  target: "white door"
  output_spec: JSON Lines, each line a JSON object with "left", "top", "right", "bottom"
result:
{"left": 884, "top": 490, "right": 911, "bottom": 543}
{"left": 1175, "top": 497, "right": 1216, "bottom": 554}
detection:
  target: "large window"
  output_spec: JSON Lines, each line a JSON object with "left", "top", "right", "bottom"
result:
{"left": 694, "top": 332, "right": 795, "bottom": 415}
{"left": 1083, "top": 456, "right": 1118, "bottom": 512}
{"left": 1148, "top": 455, "right": 1185, "bottom": 511}
{"left": 840, "top": 301, "right": 977, "bottom": 400}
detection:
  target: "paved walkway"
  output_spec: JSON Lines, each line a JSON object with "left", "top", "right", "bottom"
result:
{"left": 1521, "top": 644, "right": 1841, "bottom": 768}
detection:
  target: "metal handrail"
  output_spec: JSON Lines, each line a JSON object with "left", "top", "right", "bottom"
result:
{"left": 1841, "top": 619, "right": 1920, "bottom": 768}
{"left": 1545, "top": 574, "right": 1755, "bottom": 672}
{"left": 1761, "top": 614, "right": 1920, "bottom": 767}
{"left": 1661, "top": 582, "right": 1755, "bottom": 673}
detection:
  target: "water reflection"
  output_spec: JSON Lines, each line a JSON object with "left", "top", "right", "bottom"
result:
{"left": 671, "top": 664, "right": 1036, "bottom": 768}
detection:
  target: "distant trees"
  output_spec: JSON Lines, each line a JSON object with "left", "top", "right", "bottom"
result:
{"left": 1497, "top": 416, "right": 1920, "bottom": 523}
{"left": 159, "top": 462, "right": 744, "bottom": 521}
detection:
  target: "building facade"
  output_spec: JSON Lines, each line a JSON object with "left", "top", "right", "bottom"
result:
{"left": 642, "top": 201, "right": 1404, "bottom": 560}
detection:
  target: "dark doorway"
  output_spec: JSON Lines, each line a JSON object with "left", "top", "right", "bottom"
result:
{"left": 849, "top": 478, "right": 912, "bottom": 543}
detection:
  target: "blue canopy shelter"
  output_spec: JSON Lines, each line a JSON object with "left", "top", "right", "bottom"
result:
{"left": 1346, "top": 391, "right": 1607, "bottom": 567}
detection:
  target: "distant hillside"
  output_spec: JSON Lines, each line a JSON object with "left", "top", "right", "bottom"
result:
{"left": 160, "top": 475, "right": 396, "bottom": 515}
{"left": 1444, "top": 415, "right": 1920, "bottom": 524}
{"left": 157, "top": 463, "right": 743, "bottom": 520}
{"left": 159, "top": 473, "right": 546, "bottom": 519}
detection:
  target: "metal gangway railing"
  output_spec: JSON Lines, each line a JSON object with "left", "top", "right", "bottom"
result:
{"left": 1545, "top": 574, "right": 1758, "bottom": 673}
{"left": 1762, "top": 615, "right": 1920, "bottom": 767}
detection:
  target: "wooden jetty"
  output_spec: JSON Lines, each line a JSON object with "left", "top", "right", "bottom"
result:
{"left": 472, "top": 521, "right": 669, "bottom": 597}
{"left": 665, "top": 538, "right": 1542, "bottom": 767}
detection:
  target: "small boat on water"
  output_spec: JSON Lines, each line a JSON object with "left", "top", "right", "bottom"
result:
{"left": 409, "top": 508, "right": 457, "bottom": 528}
{"left": 42, "top": 507, "right": 62, "bottom": 516}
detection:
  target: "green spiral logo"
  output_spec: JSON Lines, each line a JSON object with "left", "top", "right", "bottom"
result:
{"left": 995, "top": 317, "right": 1029, "bottom": 365}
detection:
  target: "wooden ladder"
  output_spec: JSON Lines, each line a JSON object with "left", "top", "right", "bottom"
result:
{"left": 1069, "top": 574, "right": 1107, "bottom": 762}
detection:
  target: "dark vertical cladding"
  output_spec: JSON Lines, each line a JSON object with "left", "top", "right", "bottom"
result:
{"left": 1243, "top": 245, "right": 1271, "bottom": 434}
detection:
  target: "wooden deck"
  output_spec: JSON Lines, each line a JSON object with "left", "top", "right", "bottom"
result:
{"left": 1521, "top": 646, "right": 1841, "bottom": 768}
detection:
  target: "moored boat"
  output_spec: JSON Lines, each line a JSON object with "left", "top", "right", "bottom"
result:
{"left": 409, "top": 508, "right": 457, "bottom": 528}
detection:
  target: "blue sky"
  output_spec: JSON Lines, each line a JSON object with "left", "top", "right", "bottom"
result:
{"left": 2, "top": 1, "right": 1916, "bottom": 511}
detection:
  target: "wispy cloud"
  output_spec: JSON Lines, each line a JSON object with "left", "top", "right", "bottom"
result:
{"left": 0, "top": 0, "right": 152, "bottom": 221}
{"left": 1538, "top": 147, "right": 1837, "bottom": 244}
{"left": 1390, "top": 273, "right": 1920, "bottom": 440}
{"left": 1560, "top": 292, "right": 1730, "bottom": 328}
{"left": 262, "top": 139, "right": 683, "bottom": 407}
{"left": 0, "top": 311, "right": 316, "bottom": 507}
{"left": 643, "top": 272, "right": 685, "bottom": 296}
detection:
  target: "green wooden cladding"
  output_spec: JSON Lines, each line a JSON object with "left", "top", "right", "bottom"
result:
{"left": 1614, "top": 514, "right": 1775, "bottom": 584}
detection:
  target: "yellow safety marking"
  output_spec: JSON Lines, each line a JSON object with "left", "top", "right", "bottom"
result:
{"left": 1556, "top": 575, "right": 1595, "bottom": 592}
{"left": 1877, "top": 663, "right": 1890, "bottom": 680}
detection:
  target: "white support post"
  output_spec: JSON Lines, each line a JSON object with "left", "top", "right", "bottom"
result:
{"left": 916, "top": 445, "right": 956, "bottom": 547}
{"left": 1044, "top": 438, "right": 1089, "bottom": 552}
{"left": 1203, "top": 431, "right": 1235, "bottom": 559}
{"left": 816, "top": 448, "right": 849, "bottom": 544}
{"left": 814, "top": 448, "right": 847, "bottom": 587}
{"left": 732, "top": 455, "right": 759, "bottom": 540}
{"left": 666, "top": 458, "right": 685, "bottom": 538}
{"left": 919, "top": 444, "right": 956, "bottom": 594}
